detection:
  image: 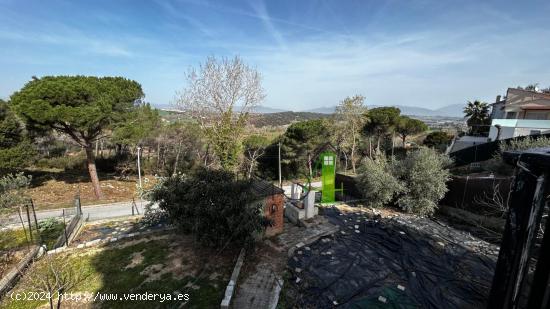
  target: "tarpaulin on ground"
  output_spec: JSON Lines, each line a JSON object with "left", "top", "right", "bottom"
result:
{"left": 284, "top": 206, "right": 498, "bottom": 309}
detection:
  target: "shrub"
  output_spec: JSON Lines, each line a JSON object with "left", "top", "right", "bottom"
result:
{"left": 356, "top": 152, "right": 405, "bottom": 208}
{"left": 146, "top": 168, "right": 268, "bottom": 248}
{"left": 423, "top": 131, "right": 453, "bottom": 152}
{"left": 485, "top": 136, "right": 550, "bottom": 176}
{"left": 0, "top": 172, "right": 31, "bottom": 213}
{"left": 35, "top": 155, "right": 86, "bottom": 171}
{"left": 394, "top": 147, "right": 452, "bottom": 215}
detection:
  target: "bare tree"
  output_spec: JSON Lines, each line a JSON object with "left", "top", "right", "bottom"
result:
{"left": 175, "top": 56, "right": 266, "bottom": 171}
{"left": 473, "top": 182, "right": 509, "bottom": 217}
{"left": 334, "top": 95, "right": 368, "bottom": 174}
{"left": 26, "top": 253, "right": 87, "bottom": 309}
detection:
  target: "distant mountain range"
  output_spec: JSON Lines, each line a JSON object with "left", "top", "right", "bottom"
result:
{"left": 153, "top": 103, "right": 465, "bottom": 117}
{"left": 153, "top": 103, "right": 286, "bottom": 114}
{"left": 301, "top": 104, "right": 465, "bottom": 118}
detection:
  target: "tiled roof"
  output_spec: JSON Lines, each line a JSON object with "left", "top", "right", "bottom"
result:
{"left": 249, "top": 179, "right": 284, "bottom": 198}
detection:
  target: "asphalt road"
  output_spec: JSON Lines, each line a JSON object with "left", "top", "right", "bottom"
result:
{"left": 1, "top": 200, "right": 152, "bottom": 226}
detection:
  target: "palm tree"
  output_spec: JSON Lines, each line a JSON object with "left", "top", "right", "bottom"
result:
{"left": 463, "top": 100, "right": 491, "bottom": 136}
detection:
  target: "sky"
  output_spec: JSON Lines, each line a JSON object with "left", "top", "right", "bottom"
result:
{"left": 1, "top": 0, "right": 550, "bottom": 111}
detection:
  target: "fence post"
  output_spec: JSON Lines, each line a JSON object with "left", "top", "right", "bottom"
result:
{"left": 487, "top": 148, "right": 550, "bottom": 309}
{"left": 74, "top": 194, "right": 82, "bottom": 216}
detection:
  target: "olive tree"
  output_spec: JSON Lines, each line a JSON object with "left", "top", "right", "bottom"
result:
{"left": 11, "top": 76, "right": 144, "bottom": 199}
{"left": 394, "top": 147, "right": 452, "bottom": 215}
{"left": 175, "top": 56, "right": 266, "bottom": 171}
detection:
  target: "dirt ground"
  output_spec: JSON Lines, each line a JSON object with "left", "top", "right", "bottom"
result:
{"left": 27, "top": 173, "right": 157, "bottom": 210}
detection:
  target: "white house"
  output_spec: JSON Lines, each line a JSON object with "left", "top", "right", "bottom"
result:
{"left": 488, "top": 88, "right": 550, "bottom": 141}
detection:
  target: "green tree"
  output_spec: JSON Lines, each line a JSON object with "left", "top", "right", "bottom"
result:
{"left": 395, "top": 116, "right": 428, "bottom": 148}
{"left": 111, "top": 103, "right": 161, "bottom": 158}
{"left": 10, "top": 76, "right": 144, "bottom": 199}
{"left": 394, "top": 147, "right": 451, "bottom": 215}
{"left": 334, "top": 95, "right": 368, "bottom": 173}
{"left": 363, "top": 107, "right": 401, "bottom": 151}
{"left": 147, "top": 168, "right": 268, "bottom": 248}
{"left": 175, "top": 56, "right": 266, "bottom": 172}
{"left": 463, "top": 100, "right": 490, "bottom": 135}
{"left": 258, "top": 119, "right": 328, "bottom": 179}
{"left": 356, "top": 151, "right": 404, "bottom": 208}
{"left": 423, "top": 131, "right": 453, "bottom": 151}
{"left": 0, "top": 172, "right": 31, "bottom": 213}
{"left": 0, "top": 100, "right": 36, "bottom": 171}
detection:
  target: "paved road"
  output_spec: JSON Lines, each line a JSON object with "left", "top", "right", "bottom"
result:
{"left": 1, "top": 200, "right": 152, "bottom": 226}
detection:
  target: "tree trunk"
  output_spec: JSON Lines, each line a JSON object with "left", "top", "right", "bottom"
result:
{"left": 173, "top": 142, "right": 182, "bottom": 175}
{"left": 402, "top": 135, "right": 407, "bottom": 148}
{"left": 369, "top": 137, "right": 372, "bottom": 158}
{"left": 351, "top": 141, "right": 356, "bottom": 174}
{"left": 85, "top": 145, "right": 103, "bottom": 199}
{"left": 308, "top": 153, "right": 313, "bottom": 179}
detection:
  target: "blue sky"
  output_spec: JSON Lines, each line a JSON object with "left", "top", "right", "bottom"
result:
{"left": 1, "top": 0, "right": 550, "bottom": 111}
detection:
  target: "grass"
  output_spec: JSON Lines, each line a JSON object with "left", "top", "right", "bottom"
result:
{"left": 2, "top": 235, "right": 235, "bottom": 309}
{"left": 0, "top": 220, "right": 64, "bottom": 251}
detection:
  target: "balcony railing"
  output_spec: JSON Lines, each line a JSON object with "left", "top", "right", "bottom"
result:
{"left": 491, "top": 119, "right": 550, "bottom": 129}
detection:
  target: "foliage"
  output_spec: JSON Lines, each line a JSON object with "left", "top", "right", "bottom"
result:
{"left": 243, "top": 134, "right": 270, "bottom": 178}
{"left": 112, "top": 103, "right": 161, "bottom": 147}
{"left": 463, "top": 100, "right": 490, "bottom": 135}
{"left": 356, "top": 152, "right": 404, "bottom": 208}
{"left": 0, "top": 100, "right": 36, "bottom": 170}
{"left": 0, "top": 172, "right": 31, "bottom": 211}
{"left": 394, "top": 148, "right": 452, "bottom": 215}
{"left": 259, "top": 119, "right": 329, "bottom": 179}
{"left": 395, "top": 116, "right": 428, "bottom": 147}
{"left": 423, "top": 131, "right": 453, "bottom": 150}
{"left": 334, "top": 95, "right": 368, "bottom": 173}
{"left": 176, "top": 56, "right": 265, "bottom": 171}
{"left": 485, "top": 136, "right": 550, "bottom": 176}
{"left": 356, "top": 147, "right": 451, "bottom": 215}
{"left": 249, "top": 111, "right": 331, "bottom": 127}
{"left": 500, "top": 135, "right": 550, "bottom": 152}
{"left": 10, "top": 76, "right": 144, "bottom": 199}
{"left": 147, "top": 168, "right": 268, "bottom": 248}
{"left": 35, "top": 153, "right": 87, "bottom": 170}
{"left": 363, "top": 107, "right": 401, "bottom": 150}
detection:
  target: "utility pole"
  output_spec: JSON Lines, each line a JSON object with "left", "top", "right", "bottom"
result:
{"left": 278, "top": 141, "right": 282, "bottom": 188}
{"left": 137, "top": 146, "right": 142, "bottom": 189}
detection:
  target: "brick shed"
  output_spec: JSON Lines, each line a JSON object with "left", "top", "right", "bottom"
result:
{"left": 250, "top": 179, "right": 285, "bottom": 237}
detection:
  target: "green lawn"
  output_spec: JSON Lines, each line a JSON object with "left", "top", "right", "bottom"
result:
{"left": 2, "top": 235, "right": 234, "bottom": 309}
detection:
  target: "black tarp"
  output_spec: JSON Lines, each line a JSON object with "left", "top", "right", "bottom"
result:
{"left": 284, "top": 206, "right": 498, "bottom": 308}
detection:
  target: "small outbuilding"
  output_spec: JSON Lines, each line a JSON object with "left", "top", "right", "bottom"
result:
{"left": 250, "top": 179, "right": 285, "bottom": 237}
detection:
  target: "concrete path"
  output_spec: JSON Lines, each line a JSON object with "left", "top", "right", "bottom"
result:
{"left": 232, "top": 216, "right": 338, "bottom": 309}
{"left": 0, "top": 200, "right": 152, "bottom": 226}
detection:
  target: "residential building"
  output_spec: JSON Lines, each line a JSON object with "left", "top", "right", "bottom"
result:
{"left": 488, "top": 88, "right": 550, "bottom": 141}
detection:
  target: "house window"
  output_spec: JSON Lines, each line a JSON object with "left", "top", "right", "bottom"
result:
{"left": 506, "top": 112, "right": 517, "bottom": 119}
{"left": 524, "top": 111, "right": 550, "bottom": 120}
{"left": 324, "top": 156, "right": 333, "bottom": 166}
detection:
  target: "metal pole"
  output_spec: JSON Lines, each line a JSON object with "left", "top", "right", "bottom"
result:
{"left": 30, "top": 199, "right": 41, "bottom": 243}
{"left": 137, "top": 146, "right": 142, "bottom": 189}
{"left": 25, "top": 204, "right": 33, "bottom": 243}
{"left": 278, "top": 141, "right": 282, "bottom": 188}
{"left": 18, "top": 206, "right": 29, "bottom": 246}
